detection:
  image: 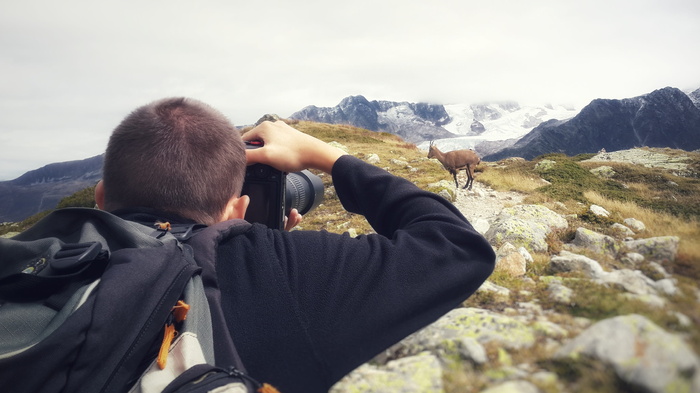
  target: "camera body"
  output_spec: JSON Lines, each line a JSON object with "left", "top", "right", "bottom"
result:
{"left": 241, "top": 141, "right": 324, "bottom": 229}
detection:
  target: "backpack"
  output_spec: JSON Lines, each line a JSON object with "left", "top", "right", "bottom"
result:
{"left": 0, "top": 207, "right": 279, "bottom": 393}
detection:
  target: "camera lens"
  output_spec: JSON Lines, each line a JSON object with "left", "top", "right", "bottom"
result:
{"left": 285, "top": 170, "right": 324, "bottom": 215}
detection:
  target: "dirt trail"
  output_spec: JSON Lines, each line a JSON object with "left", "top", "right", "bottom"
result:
{"left": 451, "top": 179, "right": 524, "bottom": 228}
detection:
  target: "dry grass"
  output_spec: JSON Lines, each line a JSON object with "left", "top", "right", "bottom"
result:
{"left": 478, "top": 162, "right": 545, "bottom": 194}
{"left": 583, "top": 190, "right": 700, "bottom": 273}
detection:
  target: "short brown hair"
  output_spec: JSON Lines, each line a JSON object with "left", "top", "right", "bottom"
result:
{"left": 102, "top": 97, "right": 246, "bottom": 225}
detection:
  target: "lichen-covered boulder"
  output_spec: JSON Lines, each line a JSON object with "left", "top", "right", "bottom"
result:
{"left": 555, "top": 314, "right": 700, "bottom": 393}
{"left": 589, "top": 166, "right": 616, "bottom": 178}
{"left": 399, "top": 308, "right": 536, "bottom": 353}
{"left": 549, "top": 251, "right": 606, "bottom": 279}
{"left": 427, "top": 180, "right": 456, "bottom": 202}
{"left": 485, "top": 205, "right": 567, "bottom": 253}
{"left": 623, "top": 236, "right": 680, "bottom": 263}
{"left": 330, "top": 352, "right": 443, "bottom": 393}
{"left": 571, "top": 227, "right": 620, "bottom": 257}
{"left": 534, "top": 159, "right": 556, "bottom": 172}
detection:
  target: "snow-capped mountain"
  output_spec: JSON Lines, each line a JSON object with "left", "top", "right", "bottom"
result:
{"left": 291, "top": 96, "right": 579, "bottom": 154}
{"left": 421, "top": 102, "right": 579, "bottom": 152}
{"left": 291, "top": 96, "right": 458, "bottom": 142}
{"left": 687, "top": 87, "right": 700, "bottom": 109}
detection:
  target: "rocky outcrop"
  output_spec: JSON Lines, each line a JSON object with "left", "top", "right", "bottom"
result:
{"left": 470, "top": 119, "right": 486, "bottom": 135}
{"left": 584, "top": 148, "right": 697, "bottom": 177}
{"left": 333, "top": 185, "right": 697, "bottom": 393}
{"left": 484, "top": 205, "right": 568, "bottom": 253}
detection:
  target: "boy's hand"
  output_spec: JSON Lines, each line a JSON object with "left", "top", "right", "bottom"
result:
{"left": 243, "top": 121, "right": 345, "bottom": 174}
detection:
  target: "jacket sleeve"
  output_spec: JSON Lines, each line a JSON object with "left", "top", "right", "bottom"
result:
{"left": 279, "top": 155, "right": 495, "bottom": 383}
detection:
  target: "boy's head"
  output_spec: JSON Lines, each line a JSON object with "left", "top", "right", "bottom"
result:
{"left": 97, "top": 97, "right": 248, "bottom": 225}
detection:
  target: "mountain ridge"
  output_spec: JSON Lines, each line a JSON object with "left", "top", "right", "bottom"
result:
{"left": 2, "top": 85, "right": 699, "bottom": 223}
{"left": 483, "top": 87, "right": 700, "bottom": 161}
{"left": 291, "top": 95, "right": 458, "bottom": 142}
{"left": 0, "top": 155, "right": 103, "bottom": 222}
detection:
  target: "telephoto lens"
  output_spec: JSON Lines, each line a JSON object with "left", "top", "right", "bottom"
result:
{"left": 285, "top": 170, "right": 324, "bottom": 215}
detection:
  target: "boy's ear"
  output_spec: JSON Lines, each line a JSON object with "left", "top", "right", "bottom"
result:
{"left": 221, "top": 194, "right": 249, "bottom": 222}
{"left": 94, "top": 180, "right": 105, "bottom": 210}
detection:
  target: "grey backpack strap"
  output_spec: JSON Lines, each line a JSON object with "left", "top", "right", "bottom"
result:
{"left": 183, "top": 219, "right": 252, "bottom": 369}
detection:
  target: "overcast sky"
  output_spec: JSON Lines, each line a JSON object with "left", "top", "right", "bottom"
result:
{"left": 1, "top": 0, "right": 699, "bottom": 180}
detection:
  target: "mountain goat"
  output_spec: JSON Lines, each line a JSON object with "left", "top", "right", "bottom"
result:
{"left": 427, "top": 141, "right": 481, "bottom": 190}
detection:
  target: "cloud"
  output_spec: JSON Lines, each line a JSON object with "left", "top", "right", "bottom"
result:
{"left": 1, "top": 0, "right": 698, "bottom": 180}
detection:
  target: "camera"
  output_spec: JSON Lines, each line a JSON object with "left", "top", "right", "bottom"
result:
{"left": 241, "top": 141, "right": 324, "bottom": 229}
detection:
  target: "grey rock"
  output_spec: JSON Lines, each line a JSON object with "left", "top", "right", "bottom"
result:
{"left": 547, "top": 281, "right": 574, "bottom": 304}
{"left": 623, "top": 218, "right": 646, "bottom": 233}
{"left": 620, "top": 293, "right": 667, "bottom": 308}
{"left": 654, "top": 278, "right": 679, "bottom": 296}
{"left": 590, "top": 166, "right": 616, "bottom": 178}
{"left": 624, "top": 236, "right": 680, "bottom": 262}
{"left": 365, "top": 153, "right": 381, "bottom": 164}
{"left": 555, "top": 314, "right": 700, "bottom": 393}
{"left": 437, "top": 189, "right": 453, "bottom": 202}
{"left": 472, "top": 218, "right": 491, "bottom": 235}
{"left": 597, "top": 269, "right": 658, "bottom": 296}
{"left": 611, "top": 223, "right": 635, "bottom": 237}
{"left": 427, "top": 180, "right": 456, "bottom": 202}
{"left": 534, "top": 159, "right": 556, "bottom": 172}
{"left": 495, "top": 243, "right": 527, "bottom": 277}
{"left": 330, "top": 352, "right": 443, "bottom": 393}
{"left": 647, "top": 261, "right": 670, "bottom": 278}
{"left": 399, "top": 308, "right": 536, "bottom": 353}
{"left": 477, "top": 280, "right": 511, "bottom": 302}
{"left": 589, "top": 204, "right": 610, "bottom": 217}
{"left": 485, "top": 205, "right": 567, "bottom": 253}
{"left": 390, "top": 158, "right": 410, "bottom": 167}
{"left": 518, "top": 247, "right": 534, "bottom": 264}
{"left": 620, "top": 252, "right": 645, "bottom": 268}
{"left": 571, "top": 227, "right": 619, "bottom": 256}
{"left": 549, "top": 251, "right": 606, "bottom": 279}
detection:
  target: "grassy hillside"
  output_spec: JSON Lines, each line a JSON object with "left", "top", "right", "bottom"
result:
{"left": 3, "top": 121, "right": 699, "bottom": 392}
{"left": 5, "top": 120, "right": 698, "bottom": 270}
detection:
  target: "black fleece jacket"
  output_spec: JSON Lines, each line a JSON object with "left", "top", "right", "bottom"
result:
{"left": 119, "top": 155, "right": 495, "bottom": 393}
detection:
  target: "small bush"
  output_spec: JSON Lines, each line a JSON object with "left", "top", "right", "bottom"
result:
{"left": 56, "top": 186, "right": 96, "bottom": 209}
